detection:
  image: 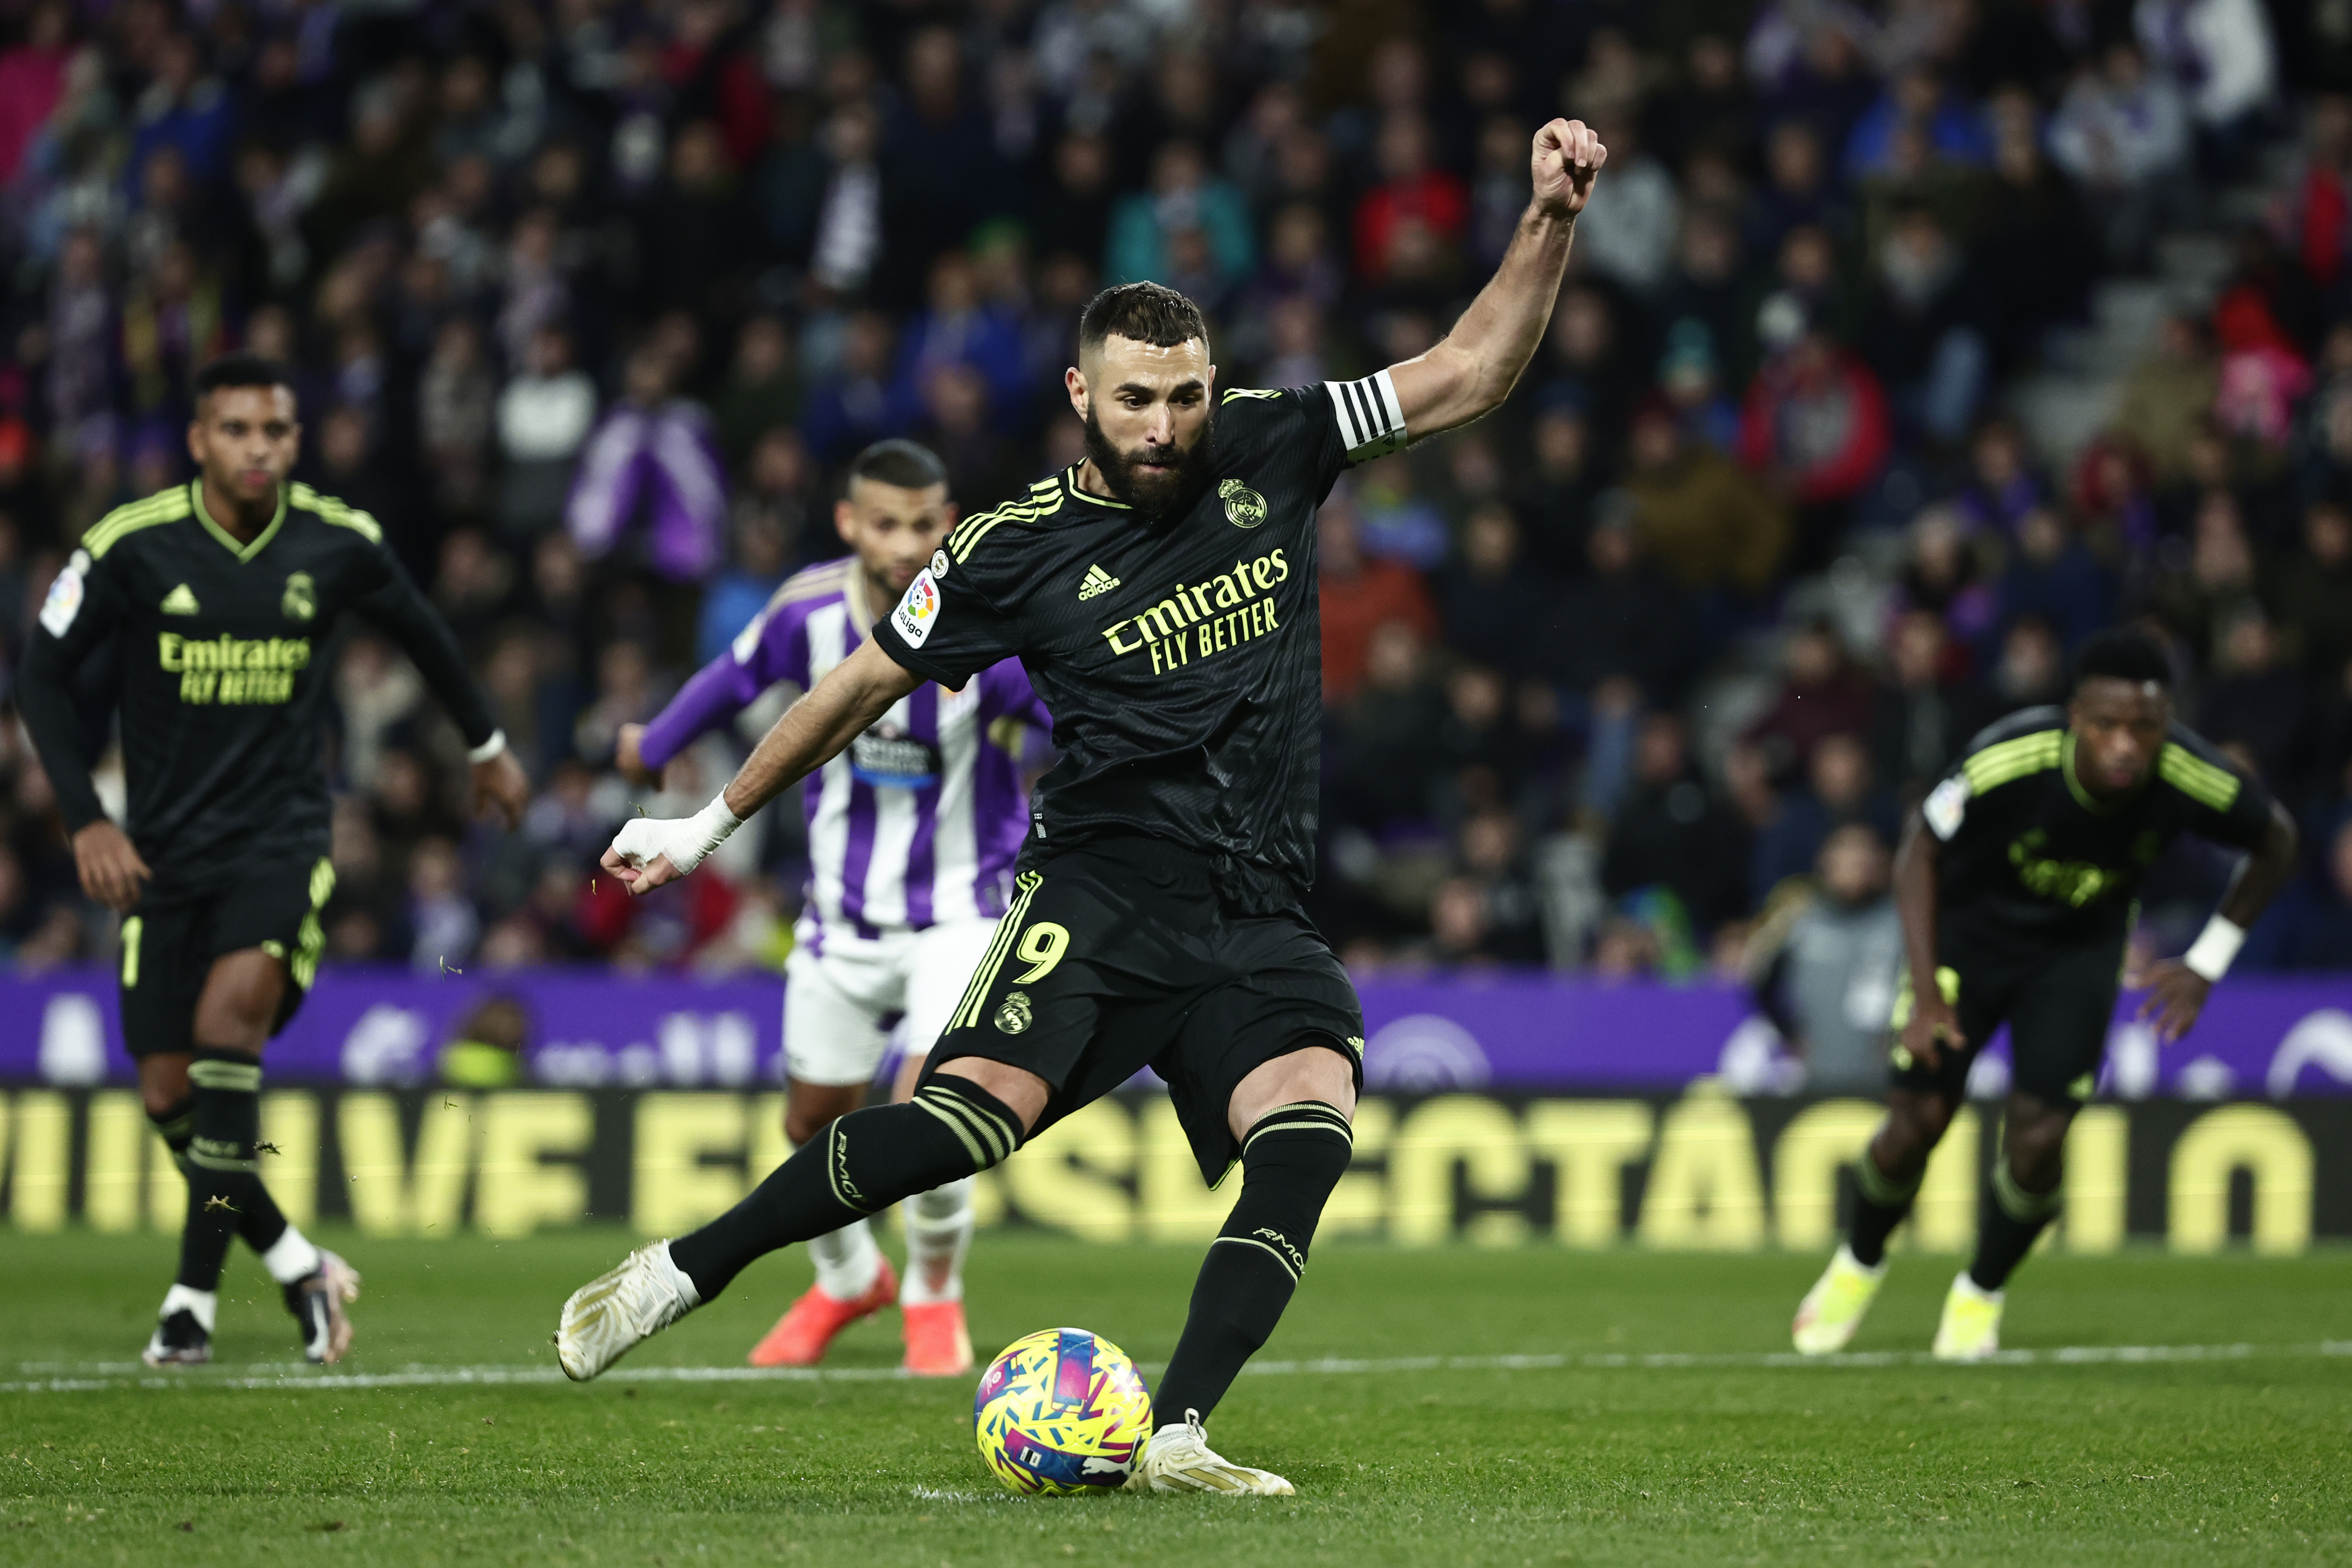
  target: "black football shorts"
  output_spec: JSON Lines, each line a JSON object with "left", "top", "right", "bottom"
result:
{"left": 922, "top": 835, "right": 1364, "bottom": 1183}
{"left": 1889, "top": 927, "right": 2123, "bottom": 1106}
{"left": 118, "top": 856, "right": 337, "bottom": 1058}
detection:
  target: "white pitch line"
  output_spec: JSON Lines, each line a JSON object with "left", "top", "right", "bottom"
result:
{"left": 6, "top": 1342, "right": 2351, "bottom": 1396}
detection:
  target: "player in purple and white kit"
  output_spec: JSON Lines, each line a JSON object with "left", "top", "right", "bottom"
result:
{"left": 619, "top": 440, "right": 1047, "bottom": 1376}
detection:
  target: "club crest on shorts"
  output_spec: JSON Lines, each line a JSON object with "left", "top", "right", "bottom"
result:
{"left": 282, "top": 571, "right": 317, "bottom": 623}
{"left": 1220, "top": 478, "right": 1266, "bottom": 529}
{"left": 994, "top": 989, "right": 1033, "bottom": 1034}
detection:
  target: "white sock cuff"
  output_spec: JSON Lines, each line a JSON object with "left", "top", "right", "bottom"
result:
{"left": 1836, "top": 1241, "right": 1887, "bottom": 1279}
{"left": 261, "top": 1226, "right": 324, "bottom": 1285}
{"left": 1952, "top": 1270, "right": 2003, "bottom": 1303}
{"left": 807, "top": 1220, "right": 883, "bottom": 1300}
{"left": 658, "top": 1241, "right": 703, "bottom": 1309}
{"left": 161, "top": 1284, "right": 217, "bottom": 1333}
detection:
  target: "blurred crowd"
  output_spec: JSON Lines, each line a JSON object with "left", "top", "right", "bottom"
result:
{"left": 2, "top": 0, "right": 2352, "bottom": 1031}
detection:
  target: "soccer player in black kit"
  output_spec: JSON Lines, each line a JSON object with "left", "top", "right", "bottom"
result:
{"left": 17, "top": 355, "right": 530, "bottom": 1365}
{"left": 1792, "top": 628, "right": 2297, "bottom": 1361}
{"left": 555, "top": 118, "right": 1611, "bottom": 1493}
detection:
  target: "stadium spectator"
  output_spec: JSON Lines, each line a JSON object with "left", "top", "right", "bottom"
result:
{"left": 565, "top": 341, "right": 727, "bottom": 587}
{"left": 1868, "top": 608, "right": 1985, "bottom": 804}
{"left": 1433, "top": 503, "right": 1544, "bottom": 682}
{"left": 1554, "top": 507, "right": 1701, "bottom": 708}
{"left": 1600, "top": 711, "right": 1750, "bottom": 940}
{"left": 1744, "top": 621, "right": 1879, "bottom": 785}
{"left": 2048, "top": 39, "right": 2192, "bottom": 268}
{"left": 2274, "top": 501, "right": 2352, "bottom": 685}
{"left": 1318, "top": 493, "right": 1438, "bottom": 704}
{"left": 1746, "top": 732, "right": 1899, "bottom": 909}
{"left": 1746, "top": 821, "right": 1902, "bottom": 1093}
{"left": 1737, "top": 322, "right": 1891, "bottom": 562}
{"left": 1622, "top": 400, "right": 1791, "bottom": 597}
{"left": 1514, "top": 396, "right": 1603, "bottom": 564}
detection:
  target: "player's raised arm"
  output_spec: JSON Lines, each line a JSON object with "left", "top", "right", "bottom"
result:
{"left": 350, "top": 543, "right": 531, "bottom": 827}
{"left": 1384, "top": 118, "right": 1606, "bottom": 440}
{"left": 603, "top": 636, "right": 921, "bottom": 894}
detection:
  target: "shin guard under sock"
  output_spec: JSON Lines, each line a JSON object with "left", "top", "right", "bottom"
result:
{"left": 1155, "top": 1101, "right": 1354, "bottom": 1426}
{"left": 177, "top": 1051, "right": 264, "bottom": 1292}
{"left": 1846, "top": 1149, "right": 1922, "bottom": 1268}
{"left": 1969, "top": 1162, "right": 2061, "bottom": 1292}
{"left": 668, "top": 1077, "right": 1024, "bottom": 1302}
{"left": 152, "top": 1092, "right": 300, "bottom": 1262}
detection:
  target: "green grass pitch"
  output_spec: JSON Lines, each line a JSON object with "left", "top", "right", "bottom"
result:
{"left": 2, "top": 1231, "right": 2348, "bottom": 1566}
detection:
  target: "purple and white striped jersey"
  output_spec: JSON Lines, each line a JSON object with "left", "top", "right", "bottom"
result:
{"left": 637, "top": 556, "right": 1048, "bottom": 943}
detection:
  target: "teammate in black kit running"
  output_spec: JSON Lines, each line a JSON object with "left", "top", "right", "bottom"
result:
{"left": 16, "top": 355, "right": 530, "bottom": 1365}
{"left": 1790, "top": 628, "right": 2298, "bottom": 1362}
{"left": 555, "top": 118, "right": 1612, "bottom": 1494}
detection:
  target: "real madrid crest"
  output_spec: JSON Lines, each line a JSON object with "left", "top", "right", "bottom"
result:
{"left": 282, "top": 571, "right": 317, "bottom": 623}
{"left": 994, "top": 989, "right": 1033, "bottom": 1034}
{"left": 1219, "top": 478, "right": 1267, "bottom": 529}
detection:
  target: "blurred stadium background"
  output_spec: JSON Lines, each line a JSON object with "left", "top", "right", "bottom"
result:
{"left": 1, "top": 0, "right": 2352, "bottom": 1251}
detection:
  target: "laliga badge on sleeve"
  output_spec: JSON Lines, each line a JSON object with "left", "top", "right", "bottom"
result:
{"left": 1923, "top": 773, "right": 1971, "bottom": 841}
{"left": 894, "top": 568, "right": 942, "bottom": 648}
{"left": 39, "top": 549, "right": 88, "bottom": 636}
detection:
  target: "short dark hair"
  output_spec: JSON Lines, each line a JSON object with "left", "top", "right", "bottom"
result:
{"left": 193, "top": 353, "right": 294, "bottom": 406}
{"left": 2074, "top": 626, "right": 2172, "bottom": 691}
{"left": 1078, "top": 281, "right": 1207, "bottom": 357}
{"left": 847, "top": 438, "right": 949, "bottom": 494}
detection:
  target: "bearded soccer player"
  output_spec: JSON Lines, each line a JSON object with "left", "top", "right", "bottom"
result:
{"left": 17, "top": 355, "right": 530, "bottom": 1365}
{"left": 617, "top": 439, "right": 1049, "bottom": 1377}
{"left": 554, "top": 120, "right": 1608, "bottom": 1492}
{"left": 1792, "top": 628, "right": 2297, "bottom": 1361}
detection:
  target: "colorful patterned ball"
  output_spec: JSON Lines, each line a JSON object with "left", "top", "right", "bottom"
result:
{"left": 973, "top": 1327, "right": 1154, "bottom": 1495}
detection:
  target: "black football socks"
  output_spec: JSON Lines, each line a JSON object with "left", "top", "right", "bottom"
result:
{"left": 1846, "top": 1148, "right": 1922, "bottom": 1268}
{"left": 667, "top": 1077, "right": 1026, "bottom": 1301}
{"left": 1155, "top": 1101, "right": 1354, "bottom": 1427}
{"left": 1968, "top": 1161, "right": 2062, "bottom": 1292}
{"left": 176, "top": 1051, "right": 267, "bottom": 1291}
{"left": 150, "top": 1088, "right": 309, "bottom": 1262}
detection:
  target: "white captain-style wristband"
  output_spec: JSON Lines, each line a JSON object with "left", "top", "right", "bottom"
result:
{"left": 467, "top": 729, "right": 509, "bottom": 765}
{"left": 2182, "top": 915, "right": 2246, "bottom": 983}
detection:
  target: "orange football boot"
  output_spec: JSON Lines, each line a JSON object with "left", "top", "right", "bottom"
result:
{"left": 900, "top": 1300, "right": 974, "bottom": 1377}
{"left": 746, "top": 1258, "right": 899, "bottom": 1368}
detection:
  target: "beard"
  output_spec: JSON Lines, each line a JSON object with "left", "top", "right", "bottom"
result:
{"left": 1082, "top": 403, "right": 1217, "bottom": 520}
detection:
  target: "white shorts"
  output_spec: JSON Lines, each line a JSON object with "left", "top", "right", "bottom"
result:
{"left": 782, "top": 917, "right": 1001, "bottom": 1087}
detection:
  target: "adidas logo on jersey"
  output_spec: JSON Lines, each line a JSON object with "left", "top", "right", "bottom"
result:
{"left": 161, "top": 584, "right": 200, "bottom": 615}
{"left": 1077, "top": 564, "right": 1121, "bottom": 600}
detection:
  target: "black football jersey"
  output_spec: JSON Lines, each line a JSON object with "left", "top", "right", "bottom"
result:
{"left": 873, "top": 373, "right": 1410, "bottom": 911}
{"left": 17, "top": 481, "right": 497, "bottom": 893}
{"left": 1922, "top": 704, "right": 2275, "bottom": 954}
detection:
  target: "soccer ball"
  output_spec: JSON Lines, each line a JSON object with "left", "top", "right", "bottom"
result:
{"left": 973, "top": 1327, "right": 1154, "bottom": 1495}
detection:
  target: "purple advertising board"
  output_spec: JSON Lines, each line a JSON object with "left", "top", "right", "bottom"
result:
{"left": 5, "top": 967, "right": 2352, "bottom": 1098}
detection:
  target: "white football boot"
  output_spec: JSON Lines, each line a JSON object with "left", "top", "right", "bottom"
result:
{"left": 288, "top": 1250, "right": 363, "bottom": 1365}
{"left": 1125, "top": 1410, "right": 1295, "bottom": 1496}
{"left": 1931, "top": 1271, "right": 2005, "bottom": 1362}
{"left": 555, "top": 1241, "right": 701, "bottom": 1381}
{"left": 1792, "top": 1243, "right": 1888, "bottom": 1355}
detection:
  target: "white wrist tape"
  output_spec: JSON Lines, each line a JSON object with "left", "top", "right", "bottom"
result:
{"left": 2182, "top": 915, "right": 2246, "bottom": 983}
{"left": 608, "top": 791, "right": 743, "bottom": 877}
{"left": 467, "top": 729, "right": 509, "bottom": 765}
